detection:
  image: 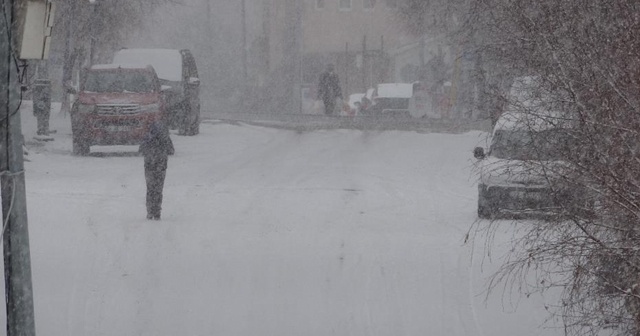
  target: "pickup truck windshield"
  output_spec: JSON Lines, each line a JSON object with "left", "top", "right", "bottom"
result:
{"left": 84, "top": 71, "right": 156, "bottom": 93}
{"left": 491, "top": 129, "right": 571, "bottom": 161}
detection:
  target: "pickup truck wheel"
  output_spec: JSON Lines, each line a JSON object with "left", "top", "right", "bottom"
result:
{"left": 72, "top": 137, "right": 90, "bottom": 156}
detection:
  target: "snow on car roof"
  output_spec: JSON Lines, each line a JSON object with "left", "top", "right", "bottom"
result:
{"left": 375, "top": 83, "right": 413, "bottom": 98}
{"left": 495, "top": 112, "right": 566, "bottom": 133}
{"left": 348, "top": 93, "right": 365, "bottom": 108}
{"left": 112, "top": 49, "right": 182, "bottom": 81}
{"left": 90, "top": 63, "right": 152, "bottom": 71}
{"left": 496, "top": 76, "right": 571, "bottom": 132}
{"left": 348, "top": 93, "right": 365, "bottom": 104}
{"left": 365, "top": 88, "right": 375, "bottom": 98}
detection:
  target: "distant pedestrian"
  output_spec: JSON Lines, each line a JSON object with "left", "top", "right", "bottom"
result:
{"left": 139, "top": 120, "right": 174, "bottom": 220}
{"left": 33, "top": 79, "right": 51, "bottom": 136}
{"left": 318, "top": 64, "right": 343, "bottom": 116}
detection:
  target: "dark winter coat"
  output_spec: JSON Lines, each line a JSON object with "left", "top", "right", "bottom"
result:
{"left": 139, "top": 121, "right": 175, "bottom": 163}
{"left": 318, "top": 70, "right": 342, "bottom": 102}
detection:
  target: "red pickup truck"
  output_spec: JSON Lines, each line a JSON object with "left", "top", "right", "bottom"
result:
{"left": 71, "top": 64, "right": 166, "bottom": 155}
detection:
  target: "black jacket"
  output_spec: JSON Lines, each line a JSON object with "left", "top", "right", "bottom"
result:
{"left": 318, "top": 71, "right": 342, "bottom": 101}
{"left": 139, "top": 121, "right": 175, "bottom": 158}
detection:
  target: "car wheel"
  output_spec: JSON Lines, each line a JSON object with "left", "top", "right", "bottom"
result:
{"left": 178, "top": 103, "right": 199, "bottom": 136}
{"left": 187, "top": 104, "right": 200, "bottom": 135}
{"left": 72, "top": 137, "right": 90, "bottom": 156}
{"left": 478, "top": 204, "right": 493, "bottom": 219}
{"left": 477, "top": 184, "right": 493, "bottom": 219}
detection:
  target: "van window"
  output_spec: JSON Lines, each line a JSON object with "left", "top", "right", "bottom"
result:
{"left": 112, "top": 49, "right": 183, "bottom": 82}
{"left": 491, "top": 128, "right": 570, "bottom": 161}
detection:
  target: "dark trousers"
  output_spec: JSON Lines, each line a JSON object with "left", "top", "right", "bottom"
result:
{"left": 35, "top": 112, "right": 50, "bottom": 136}
{"left": 144, "top": 156, "right": 168, "bottom": 217}
{"left": 323, "top": 98, "right": 336, "bottom": 116}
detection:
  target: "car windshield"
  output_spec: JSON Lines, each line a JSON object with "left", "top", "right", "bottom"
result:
{"left": 83, "top": 71, "right": 156, "bottom": 93}
{"left": 373, "top": 97, "right": 410, "bottom": 110}
{"left": 491, "top": 129, "right": 570, "bottom": 160}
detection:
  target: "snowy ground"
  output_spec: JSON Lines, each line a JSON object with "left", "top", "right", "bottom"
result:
{"left": 1, "top": 102, "right": 563, "bottom": 336}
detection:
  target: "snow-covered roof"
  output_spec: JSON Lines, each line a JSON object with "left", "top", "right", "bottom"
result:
{"left": 112, "top": 49, "right": 182, "bottom": 81}
{"left": 508, "top": 76, "right": 542, "bottom": 108}
{"left": 348, "top": 93, "right": 364, "bottom": 103}
{"left": 90, "top": 63, "right": 152, "bottom": 71}
{"left": 365, "top": 88, "right": 375, "bottom": 99}
{"left": 496, "top": 76, "right": 570, "bottom": 132}
{"left": 348, "top": 93, "right": 365, "bottom": 108}
{"left": 375, "top": 83, "right": 413, "bottom": 98}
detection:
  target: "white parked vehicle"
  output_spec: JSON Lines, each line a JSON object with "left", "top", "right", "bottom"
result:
{"left": 473, "top": 77, "right": 579, "bottom": 218}
{"left": 361, "top": 83, "right": 413, "bottom": 117}
{"left": 346, "top": 93, "right": 365, "bottom": 116}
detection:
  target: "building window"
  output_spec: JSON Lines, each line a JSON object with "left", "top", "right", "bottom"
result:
{"left": 363, "top": 0, "right": 375, "bottom": 9}
{"left": 316, "top": 0, "right": 324, "bottom": 9}
{"left": 339, "top": 0, "right": 352, "bottom": 10}
{"left": 385, "top": 0, "right": 397, "bottom": 8}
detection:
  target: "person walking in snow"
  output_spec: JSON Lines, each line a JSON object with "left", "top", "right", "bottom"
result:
{"left": 139, "top": 120, "right": 174, "bottom": 220}
{"left": 318, "top": 63, "right": 343, "bottom": 116}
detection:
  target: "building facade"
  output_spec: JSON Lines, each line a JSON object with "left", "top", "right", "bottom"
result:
{"left": 258, "top": 0, "right": 410, "bottom": 105}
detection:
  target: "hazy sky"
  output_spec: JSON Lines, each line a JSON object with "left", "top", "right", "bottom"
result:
{"left": 128, "top": 0, "right": 257, "bottom": 109}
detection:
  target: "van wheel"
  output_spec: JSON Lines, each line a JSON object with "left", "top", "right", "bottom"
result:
{"left": 188, "top": 104, "right": 200, "bottom": 135}
{"left": 179, "top": 103, "right": 199, "bottom": 136}
{"left": 72, "top": 137, "right": 90, "bottom": 156}
{"left": 187, "top": 120, "right": 199, "bottom": 135}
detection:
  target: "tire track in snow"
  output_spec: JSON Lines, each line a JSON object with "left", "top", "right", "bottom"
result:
{"left": 166, "top": 124, "right": 300, "bottom": 224}
{"left": 465, "top": 242, "right": 487, "bottom": 336}
{"left": 66, "top": 158, "right": 144, "bottom": 335}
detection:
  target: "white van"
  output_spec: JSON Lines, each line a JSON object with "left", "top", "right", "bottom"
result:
{"left": 473, "top": 77, "right": 575, "bottom": 218}
{"left": 361, "top": 83, "right": 413, "bottom": 117}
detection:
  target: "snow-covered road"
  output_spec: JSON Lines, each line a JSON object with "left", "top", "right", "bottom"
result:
{"left": 1, "top": 106, "right": 562, "bottom": 336}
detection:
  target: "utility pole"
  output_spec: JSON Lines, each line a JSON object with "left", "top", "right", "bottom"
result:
{"left": 241, "top": 0, "right": 248, "bottom": 83}
{"left": 362, "top": 35, "right": 367, "bottom": 90}
{"left": 89, "top": 0, "right": 98, "bottom": 65}
{"left": 205, "top": 0, "right": 215, "bottom": 57}
{"left": 0, "top": 1, "right": 36, "bottom": 336}
{"left": 283, "top": 0, "right": 301, "bottom": 113}
{"left": 345, "top": 42, "right": 349, "bottom": 97}
{"left": 261, "top": 0, "right": 271, "bottom": 79}
{"left": 297, "top": 1, "right": 303, "bottom": 114}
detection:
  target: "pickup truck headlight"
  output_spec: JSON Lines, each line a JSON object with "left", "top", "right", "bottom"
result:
{"left": 139, "top": 103, "right": 160, "bottom": 113}
{"left": 76, "top": 104, "right": 95, "bottom": 114}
